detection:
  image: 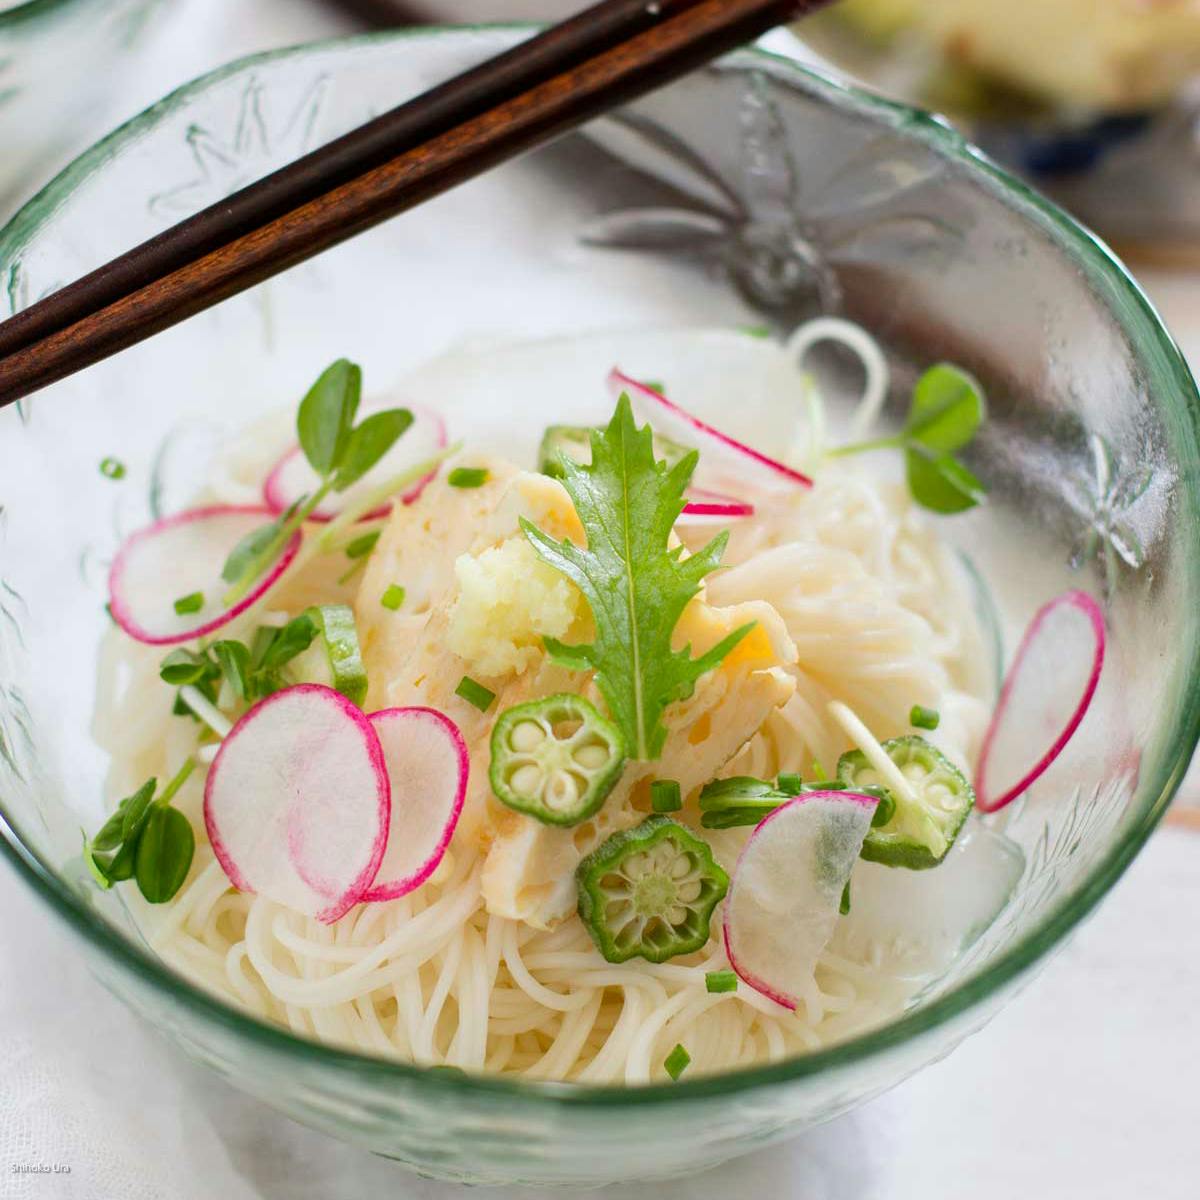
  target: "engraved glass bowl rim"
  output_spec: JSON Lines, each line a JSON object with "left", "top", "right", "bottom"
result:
{"left": 0, "top": 25, "right": 1197, "bottom": 1110}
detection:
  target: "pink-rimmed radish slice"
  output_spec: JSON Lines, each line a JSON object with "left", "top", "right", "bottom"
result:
{"left": 204, "top": 684, "right": 390, "bottom": 924}
{"left": 358, "top": 707, "right": 469, "bottom": 902}
{"left": 108, "top": 505, "right": 301, "bottom": 646}
{"left": 724, "top": 791, "right": 877, "bottom": 1010}
{"left": 679, "top": 485, "right": 754, "bottom": 524}
{"left": 263, "top": 402, "right": 447, "bottom": 522}
{"left": 975, "top": 589, "right": 1105, "bottom": 814}
{"left": 609, "top": 368, "right": 812, "bottom": 493}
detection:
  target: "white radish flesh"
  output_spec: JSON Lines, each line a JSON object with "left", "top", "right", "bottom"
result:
{"left": 609, "top": 368, "right": 812, "bottom": 495}
{"left": 203, "top": 685, "right": 390, "bottom": 924}
{"left": 263, "top": 402, "right": 447, "bottom": 521}
{"left": 724, "top": 791, "right": 877, "bottom": 1009}
{"left": 975, "top": 590, "right": 1105, "bottom": 814}
{"left": 108, "top": 505, "right": 300, "bottom": 646}
{"left": 360, "top": 707, "right": 469, "bottom": 902}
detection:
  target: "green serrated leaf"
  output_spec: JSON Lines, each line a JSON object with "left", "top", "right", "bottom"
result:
{"left": 334, "top": 408, "right": 413, "bottom": 492}
{"left": 298, "top": 359, "right": 361, "bottom": 475}
{"left": 906, "top": 446, "right": 986, "bottom": 514}
{"left": 523, "top": 394, "right": 752, "bottom": 760}
{"left": 905, "top": 363, "right": 985, "bottom": 453}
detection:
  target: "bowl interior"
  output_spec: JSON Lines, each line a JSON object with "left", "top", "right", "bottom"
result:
{"left": 0, "top": 25, "right": 1197, "bottom": 1181}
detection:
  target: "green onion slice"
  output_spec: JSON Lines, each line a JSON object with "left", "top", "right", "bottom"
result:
{"left": 705, "top": 970, "right": 738, "bottom": 994}
{"left": 456, "top": 676, "right": 496, "bottom": 713}
{"left": 448, "top": 467, "right": 489, "bottom": 489}
{"left": 664, "top": 1044, "right": 691, "bottom": 1081}
{"left": 910, "top": 704, "right": 940, "bottom": 731}
{"left": 650, "top": 779, "right": 682, "bottom": 813}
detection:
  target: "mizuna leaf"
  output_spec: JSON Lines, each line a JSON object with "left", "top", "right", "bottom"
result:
{"left": 522, "top": 394, "right": 753, "bottom": 761}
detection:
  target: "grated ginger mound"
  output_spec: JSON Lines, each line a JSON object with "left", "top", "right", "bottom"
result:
{"left": 447, "top": 535, "right": 584, "bottom": 678}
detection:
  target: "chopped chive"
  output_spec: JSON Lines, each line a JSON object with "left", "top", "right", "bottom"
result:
{"left": 705, "top": 970, "right": 738, "bottom": 994}
{"left": 777, "top": 772, "right": 803, "bottom": 796}
{"left": 739, "top": 324, "right": 772, "bottom": 339}
{"left": 840, "top": 880, "right": 852, "bottom": 916}
{"left": 338, "top": 558, "right": 368, "bottom": 586}
{"left": 642, "top": 380, "right": 666, "bottom": 395}
{"left": 664, "top": 1044, "right": 691, "bottom": 1081}
{"left": 910, "top": 704, "right": 940, "bottom": 731}
{"left": 448, "top": 467, "right": 489, "bottom": 489}
{"left": 456, "top": 675, "right": 495, "bottom": 713}
{"left": 173, "top": 592, "right": 204, "bottom": 616}
{"left": 381, "top": 584, "right": 406, "bottom": 611}
{"left": 650, "top": 779, "right": 682, "bottom": 813}
{"left": 345, "top": 529, "right": 381, "bottom": 560}
{"left": 99, "top": 456, "right": 126, "bottom": 480}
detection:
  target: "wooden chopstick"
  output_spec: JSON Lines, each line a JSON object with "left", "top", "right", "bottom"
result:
{"left": 0, "top": 0, "right": 828, "bottom": 406}
{"left": 0, "top": 0, "right": 698, "bottom": 369}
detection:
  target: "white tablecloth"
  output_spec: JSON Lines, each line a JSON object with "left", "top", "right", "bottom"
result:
{"left": 3, "top": 2, "right": 1199, "bottom": 1196}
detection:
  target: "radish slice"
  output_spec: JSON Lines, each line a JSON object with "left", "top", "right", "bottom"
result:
{"left": 609, "top": 368, "right": 812, "bottom": 493}
{"left": 204, "top": 685, "right": 390, "bottom": 924}
{"left": 724, "top": 791, "right": 877, "bottom": 1009}
{"left": 108, "top": 505, "right": 301, "bottom": 646}
{"left": 680, "top": 485, "right": 755, "bottom": 523}
{"left": 976, "top": 590, "right": 1105, "bottom": 814}
{"left": 263, "top": 402, "right": 447, "bottom": 522}
{"left": 359, "top": 707, "right": 469, "bottom": 902}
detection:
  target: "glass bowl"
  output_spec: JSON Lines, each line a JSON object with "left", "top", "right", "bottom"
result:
{"left": 0, "top": 0, "right": 170, "bottom": 214}
{"left": 1, "top": 27, "right": 1198, "bottom": 1188}
{"left": 790, "top": 10, "right": 1200, "bottom": 250}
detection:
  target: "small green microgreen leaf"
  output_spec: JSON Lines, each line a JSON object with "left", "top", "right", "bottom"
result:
{"left": 258, "top": 614, "right": 318, "bottom": 673}
{"left": 99, "top": 456, "right": 126, "bottom": 480}
{"left": 221, "top": 511, "right": 291, "bottom": 586}
{"left": 298, "top": 359, "right": 361, "bottom": 475}
{"left": 106, "top": 838, "right": 140, "bottom": 884}
{"left": 159, "top": 649, "right": 213, "bottom": 687}
{"left": 135, "top": 806, "right": 195, "bottom": 904}
{"left": 905, "top": 363, "right": 985, "bottom": 454}
{"left": 840, "top": 880, "right": 852, "bottom": 915}
{"left": 334, "top": 408, "right": 413, "bottom": 492}
{"left": 777, "top": 772, "right": 804, "bottom": 796}
{"left": 82, "top": 833, "right": 114, "bottom": 890}
{"left": 381, "top": 584, "right": 406, "bottom": 611}
{"left": 91, "top": 779, "right": 156, "bottom": 852}
{"left": 212, "top": 640, "right": 251, "bottom": 701}
{"left": 906, "top": 445, "right": 986, "bottom": 514}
